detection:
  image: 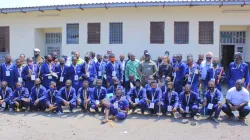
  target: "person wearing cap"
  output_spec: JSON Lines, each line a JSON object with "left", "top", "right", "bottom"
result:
{"left": 200, "top": 52, "right": 213, "bottom": 93}
{"left": 0, "top": 81, "right": 13, "bottom": 112}
{"left": 77, "top": 80, "right": 91, "bottom": 111}
{"left": 44, "top": 81, "right": 58, "bottom": 112}
{"left": 206, "top": 57, "right": 226, "bottom": 91}
{"left": 40, "top": 55, "right": 57, "bottom": 89}
{"left": 126, "top": 79, "right": 147, "bottom": 114}
{"left": 107, "top": 77, "right": 124, "bottom": 96}
{"left": 79, "top": 53, "right": 96, "bottom": 88}
{"left": 162, "top": 82, "right": 179, "bottom": 115}
{"left": 106, "top": 54, "right": 123, "bottom": 86}
{"left": 185, "top": 55, "right": 201, "bottom": 93}
{"left": 138, "top": 52, "right": 158, "bottom": 86}
{"left": 227, "top": 52, "right": 250, "bottom": 89}
{"left": 201, "top": 80, "right": 223, "bottom": 123}
{"left": 29, "top": 78, "right": 47, "bottom": 111}
{"left": 179, "top": 84, "right": 200, "bottom": 118}
{"left": 146, "top": 80, "right": 162, "bottom": 115}
{"left": 0, "top": 55, "right": 17, "bottom": 89}
{"left": 89, "top": 79, "right": 107, "bottom": 113}
{"left": 56, "top": 80, "right": 76, "bottom": 115}
{"left": 125, "top": 53, "right": 141, "bottom": 84}
{"left": 21, "top": 57, "right": 39, "bottom": 92}
{"left": 102, "top": 87, "right": 129, "bottom": 123}
{"left": 68, "top": 57, "right": 81, "bottom": 90}
{"left": 140, "top": 50, "right": 148, "bottom": 61}
{"left": 32, "top": 48, "right": 44, "bottom": 66}
{"left": 222, "top": 79, "right": 250, "bottom": 122}
{"left": 172, "top": 54, "right": 186, "bottom": 94}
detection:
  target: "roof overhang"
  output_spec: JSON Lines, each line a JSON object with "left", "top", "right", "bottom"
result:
{"left": 0, "top": 1, "right": 249, "bottom": 14}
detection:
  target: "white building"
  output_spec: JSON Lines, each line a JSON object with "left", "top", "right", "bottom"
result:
{"left": 0, "top": 0, "right": 250, "bottom": 69}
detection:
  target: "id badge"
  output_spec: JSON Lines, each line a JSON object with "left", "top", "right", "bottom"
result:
{"left": 18, "top": 77, "right": 23, "bottom": 82}
{"left": 208, "top": 103, "right": 213, "bottom": 109}
{"left": 0, "top": 96, "right": 2, "bottom": 100}
{"left": 149, "top": 103, "right": 155, "bottom": 109}
{"left": 6, "top": 71, "right": 10, "bottom": 76}
{"left": 98, "top": 71, "right": 102, "bottom": 76}
{"left": 86, "top": 72, "right": 90, "bottom": 77}
{"left": 114, "top": 102, "right": 118, "bottom": 109}
{"left": 48, "top": 76, "right": 52, "bottom": 79}
{"left": 167, "top": 105, "right": 173, "bottom": 112}
{"left": 211, "top": 78, "right": 215, "bottom": 82}
{"left": 112, "top": 71, "right": 116, "bottom": 77}
{"left": 2, "top": 102, "right": 6, "bottom": 108}
{"left": 185, "top": 106, "right": 190, "bottom": 113}
{"left": 31, "top": 75, "right": 35, "bottom": 80}
{"left": 74, "top": 75, "right": 78, "bottom": 81}
{"left": 60, "top": 77, "right": 64, "bottom": 82}
{"left": 195, "top": 69, "right": 199, "bottom": 74}
{"left": 103, "top": 74, "right": 107, "bottom": 79}
{"left": 172, "top": 72, "right": 176, "bottom": 77}
{"left": 95, "top": 100, "right": 100, "bottom": 105}
{"left": 188, "top": 77, "right": 191, "bottom": 82}
{"left": 135, "top": 98, "right": 139, "bottom": 104}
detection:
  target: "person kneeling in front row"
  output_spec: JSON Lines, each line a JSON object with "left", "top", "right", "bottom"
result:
{"left": 222, "top": 79, "right": 250, "bottom": 122}
{"left": 12, "top": 82, "right": 30, "bottom": 112}
{"left": 201, "top": 80, "right": 223, "bottom": 123}
{"left": 44, "top": 81, "right": 58, "bottom": 112}
{"left": 0, "top": 81, "right": 13, "bottom": 112}
{"left": 126, "top": 79, "right": 147, "bottom": 115}
{"left": 56, "top": 80, "right": 76, "bottom": 115}
{"left": 179, "top": 84, "right": 199, "bottom": 118}
{"left": 102, "top": 88, "right": 129, "bottom": 123}
{"left": 162, "top": 82, "right": 178, "bottom": 116}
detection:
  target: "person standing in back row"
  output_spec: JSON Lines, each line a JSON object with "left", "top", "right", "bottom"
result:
{"left": 138, "top": 53, "right": 158, "bottom": 86}
{"left": 227, "top": 52, "right": 250, "bottom": 89}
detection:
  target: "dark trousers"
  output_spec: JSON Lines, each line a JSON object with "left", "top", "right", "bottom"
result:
{"left": 222, "top": 103, "right": 250, "bottom": 118}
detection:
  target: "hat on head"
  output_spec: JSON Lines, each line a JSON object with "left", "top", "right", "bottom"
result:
{"left": 235, "top": 52, "right": 243, "bottom": 59}
{"left": 34, "top": 48, "right": 40, "bottom": 52}
{"left": 135, "top": 79, "right": 141, "bottom": 83}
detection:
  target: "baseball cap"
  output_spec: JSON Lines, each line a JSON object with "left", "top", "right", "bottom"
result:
{"left": 34, "top": 48, "right": 40, "bottom": 52}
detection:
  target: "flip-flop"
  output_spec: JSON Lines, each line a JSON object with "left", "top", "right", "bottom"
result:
{"left": 101, "top": 120, "right": 109, "bottom": 124}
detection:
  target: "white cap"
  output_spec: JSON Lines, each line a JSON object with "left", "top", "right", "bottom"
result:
{"left": 34, "top": 48, "right": 40, "bottom": 52}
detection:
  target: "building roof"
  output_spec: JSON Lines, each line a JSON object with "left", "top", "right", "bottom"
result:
{"left": 0, "top": 0, "right": 249, "bottom": 14}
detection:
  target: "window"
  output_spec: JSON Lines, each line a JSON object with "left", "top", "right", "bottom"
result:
{"left": 109, "top": 22, "right": 123, "bottom": 44}
{"left": 88, "top": 23, "right": 101, "bottom": 44}
{"left": 174, "top": 22, "right": 189, "bottom": 44}
{"left": 199, "top": 22, "right": 214, "bottom": 44}
{"left": 66, "top": 24, "right": 79, "bottom": 44}
{"left": 220, "top": 31, "right": 245, "bottom": 44}
{"left": 150, "top": 22, "right": 165, "bottom": 44}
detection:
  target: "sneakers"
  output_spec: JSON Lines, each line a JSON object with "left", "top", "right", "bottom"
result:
{"left": 57, "top": 111, "right": 63, "bottom": 115}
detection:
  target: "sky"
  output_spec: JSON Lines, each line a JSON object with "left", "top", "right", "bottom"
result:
{"left": 0, "top": 0, "right": 186, "bottom": 8}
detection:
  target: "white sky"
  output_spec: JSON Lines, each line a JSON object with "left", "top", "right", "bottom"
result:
{"left": 0, "top": 0, "right": 191, "bottom": 8}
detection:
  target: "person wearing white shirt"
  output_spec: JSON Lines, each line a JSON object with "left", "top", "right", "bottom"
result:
{"left": 222, "top": 79, "right": 250, "bottom": 122}
{"left": 200, "top": 52, "right": 213, "bottom": 93}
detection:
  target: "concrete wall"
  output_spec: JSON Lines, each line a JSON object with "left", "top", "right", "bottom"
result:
{"left": 0, "top": 6, "right": 250, "bottom": 61}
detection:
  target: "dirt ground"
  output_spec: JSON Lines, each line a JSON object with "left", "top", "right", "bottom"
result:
{"left": 0, "top": 109, "right": 249, "bottom": 140}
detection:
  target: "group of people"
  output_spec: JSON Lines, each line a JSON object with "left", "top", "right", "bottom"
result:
{"left": 0, "top": 48, "right": 249, "bottom": 123}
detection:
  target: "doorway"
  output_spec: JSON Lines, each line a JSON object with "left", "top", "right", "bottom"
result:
{"left": 221, "top": 45, "right": 234, "bottom": 73}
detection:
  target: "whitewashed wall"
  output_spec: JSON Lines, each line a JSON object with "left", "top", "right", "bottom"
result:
{"left": 0, "top": 6, "right": 250, "bottom": 61}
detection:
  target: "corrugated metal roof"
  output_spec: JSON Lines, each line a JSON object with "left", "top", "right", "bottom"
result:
{"left": 0, "top": 0, "right": 249, "bottom": 14}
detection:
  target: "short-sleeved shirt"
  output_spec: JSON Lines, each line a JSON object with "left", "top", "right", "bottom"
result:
{"left": 138, "top": 60, "right": 158, "bottom": 77}
{"left": 226, "top": 87, "right": 249, "bottom": 105}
